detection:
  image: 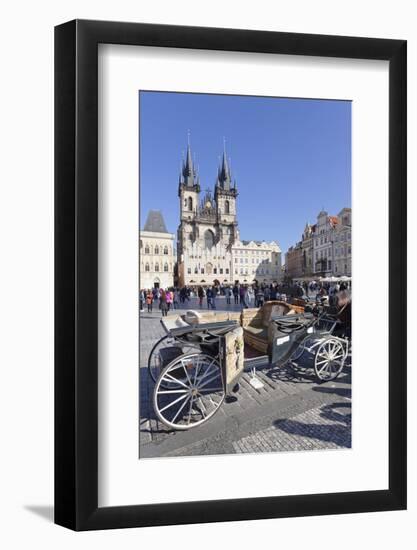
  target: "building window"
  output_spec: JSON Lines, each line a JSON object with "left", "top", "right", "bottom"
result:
{"left": 220, "top": 268, "right": 223, "bottom": 274}
{"left": 140, "top": 239, "right": 143, "bottom": 249}
{"left": 145, "top": 263, "right": 150, "bottom": 272}
{"left": 154, "top": 245, "right": 159, "bottom": 255}
{"left": 213, "top": 267, "right": 217, "bottom": 274}
{"left": 201, "top": 268, "right": 205, "bottom": 274}
{"left": 187, "top": 268, "right": 191, "bottom": 274}
{"left": 144, "top": 245, "right": 150, "bottom": 254}
{"left": 163, "top": 246, "right": 168, "bottom": 255}
{"left": 188, "top": 196, "right": 193, "bottom": 210}
{"left": 164, "top": 263, "right": 168, "bottom": 272}
{"left": 154, "top": 263, "right": 159, "bottom": 272}
{"left": 225, "top": 200, "right": 230, "bottom": 214}
{"left": 225, "top": 268, "right": 229, "bottom": 274}
{"left": 194, "top": 267, "right": 198, "bottom": 274}
{"left": 204, "top": 229, "right": 215, "bottom": 250}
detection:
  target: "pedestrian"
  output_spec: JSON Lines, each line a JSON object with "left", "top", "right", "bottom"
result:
{"left": 159, "top": 289, "right": 168, "bottom": 317}
{"left": 239, "top": 285, "right": 245, "bottom": 305}
{"left": 225, "top": 285, "right": 232, "bottom": 305}
{"left": 245, "top": 285, "right": 254, "bottom": 308}
{"left": 233, "top": 284, "right": 239, "bottom": 305}
{"left": 206, "top": 286, "right": 214, "bottom": 309}
{"left": 197, "top": 286, "right": 205, "bottom": 308}
{"left": 139, "top": 289, "right": 145, "bottom": 312}
{"left": 146, "top": 290, "right": 153, "bottom": 313}
{"left": 165, "top": 289, "right": 172, "bottom": 311}
{"left": 255, "top": 287, "right": 264, "bottom": 308}
{"left": 172, "top": 288, "right": 179, "bottom": 309}
{"left": 264, "top": 285, "right": 271, "bottom": 302}
{"left": 212, "top": 285, "right": 218, "bottom": 309}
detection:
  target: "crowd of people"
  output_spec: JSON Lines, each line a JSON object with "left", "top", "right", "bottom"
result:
{"left": 140, "top": 279, "right": 351, "bottom": 317}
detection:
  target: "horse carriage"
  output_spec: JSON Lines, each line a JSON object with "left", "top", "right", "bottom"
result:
{"left": 146, "top": 301, "right": 350, "bottom": 430}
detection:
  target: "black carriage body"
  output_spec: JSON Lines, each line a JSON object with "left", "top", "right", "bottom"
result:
{"left": 268, "top": 313, "right": 315, "bottom": 365}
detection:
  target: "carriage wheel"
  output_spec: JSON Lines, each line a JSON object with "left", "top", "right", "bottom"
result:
{"left": 153, "top": 353, "right": 225, "bottom": 430}
{"left": 314, "top": 338, "right": 346, "bottom": 382}
{"left": 147, "top": 334, "right": 196, "bottom": 384}
{"left": 290, "top": 335, "right": 315, "bottom": 362}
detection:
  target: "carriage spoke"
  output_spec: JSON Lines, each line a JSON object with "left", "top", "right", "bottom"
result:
{"left": 171, "top": 395, "right": 191, "bottom": 424}
{"left": 197, "top": 372, "right": 222, "bottom": 390}
{"left": 157, "top": 389, "right": 189, "bottom": 394}
{"left": 187, "top": 396, "right": 195, "bottom": 424}
{"left": 162, "top": 373, "right": 190, "bottom": 389}
{"left": 198, "top": 387, "right": 223, "bottom": 393}
{"left": 181, "top": 358, "right": 196, "bottom": 385}
{"left": 194, "top": 359, "right": 217, "bottom": 383}
{"left": 159, "top": 392, "right": 189, "bottom": 413}
{"left": 197, "top": 397, "right": 207, "bottom": 418}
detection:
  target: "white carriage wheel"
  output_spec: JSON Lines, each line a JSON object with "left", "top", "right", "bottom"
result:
{"left": 314, "top": 338, "right": 346, "bottom": 381}
{"left": 153, "top": 353, "right": 225, "bottom": 430}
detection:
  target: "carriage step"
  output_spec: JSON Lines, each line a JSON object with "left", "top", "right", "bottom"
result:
{"left": 249, "top": 376, "right": 265, "bottom": 390}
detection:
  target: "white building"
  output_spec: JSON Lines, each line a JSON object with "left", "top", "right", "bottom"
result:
{"left": 140, "top": 210, "right": 175, "bottom": 290}
{"left": 231, "top": 240, "right": 282, "bottom": 284}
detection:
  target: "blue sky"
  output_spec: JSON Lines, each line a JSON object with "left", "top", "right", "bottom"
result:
{"left": 139, "top": 91, "right": 351, "bottom": 254}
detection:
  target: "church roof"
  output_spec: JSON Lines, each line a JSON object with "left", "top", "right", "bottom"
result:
{"left": 143, "top": 210, "right": 168, "bottom": 233}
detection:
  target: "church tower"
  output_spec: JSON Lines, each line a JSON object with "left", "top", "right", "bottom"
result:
{"left": 177, "top": 141, "right": 200, "bottom": 257}
{"left": 214, "top": 147, "right": 239, "bottom": 245}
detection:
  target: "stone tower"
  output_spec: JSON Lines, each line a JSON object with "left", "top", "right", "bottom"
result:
{"left": 177, "top": 142, "right": 201, "bottom": 258}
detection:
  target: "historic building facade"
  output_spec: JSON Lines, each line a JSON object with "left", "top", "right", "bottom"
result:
{"left": 285, "top": 241, "right": 303, "bottom": 279}
{"left": 332, "top": 208, "right": 352, "bottom": 276}
{"left": 231, "top": 240, "right": 282, "bottom": 284}
{"left": 313, "top": 210, "right": 339, "bottom": 276}
{"left": 177, "top": 141, "right": 282, "bottom": 287}
{"left": 140, "top": 210, "right": 175, "bottom": 289}
{"left": 285, "top": 208, "right": 352, "bottom": 279}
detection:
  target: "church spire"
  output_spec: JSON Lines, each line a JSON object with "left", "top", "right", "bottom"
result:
{"left": 218, "top": 138, "right": 232, "bottom": 190}
{"left": 182, "top": 132, "right": 195, "bottom": 186}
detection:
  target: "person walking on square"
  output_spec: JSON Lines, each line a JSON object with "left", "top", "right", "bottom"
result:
{"left": 212, "top": 285, "right": 218, "bottom": 309}
{"left": 206, "top": 286, "right": 214, "bottom": 309}
{"left": 146, "top": 290, "right": 153, "bottom": 313}
{"left": 255, "top": 287, "right": 264, "bottom": 308}
{"left": 172, "top": 288, "right": 179, "bottom": 309}
{"left": 165, "top": 289, "right": 172, "bottom": 311}
{"left": 233, "top": 284, "right": 239, "bottom": 305}
{"left": 245, "top": 285, "right": 254, "bottom": 308}
{"left": 159, "top": 289, "right": 168, "bottom": 317}
{"left": 225, "top": 285, "right": 232, "bottom": 305}
{"left": 198, "top": 286, "right": 205, "bottom": 308}
{"left": 239, "top": 285, "right": 246, "bottom": 305}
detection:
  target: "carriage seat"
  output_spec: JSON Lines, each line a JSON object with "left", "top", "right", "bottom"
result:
{"left": 241, "top": 301, "right": 303, "bottom": 354}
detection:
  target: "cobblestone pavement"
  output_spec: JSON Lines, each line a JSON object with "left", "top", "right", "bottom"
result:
{"left": 232, "top": 402, "right": 351, "bottom": 454}
{"left": 139, "top": 296, "right": 352, "bottom": 458}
